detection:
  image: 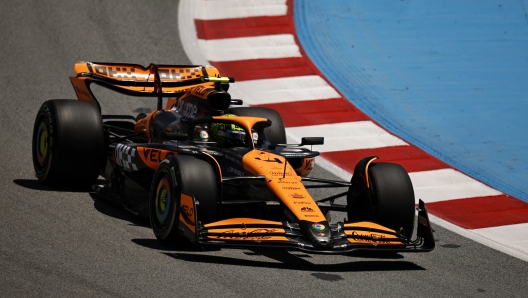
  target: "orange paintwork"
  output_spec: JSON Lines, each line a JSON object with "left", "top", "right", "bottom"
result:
{"left": 207, "top": 227, "right": 288, "bottom": 241}
{"left": 134, "top": 111, "right": 156, "bottom": 141}
{"left": 188, "top": 85, "right": 218, "bottom": 99}
{"left": 73, "top": 62, "right": 220, "bottom": 82}
{"left": 294, "top": 157, "right": 315, "bottom": 176}
{"left": 70, "top": 62, "right": 221, "bottom": 98}
{"left": 201, "top": 152, "right": 222, "bottom": 182}
{"left": 136, "top": 147, "right": 177, "bottom": 170}
{"left": 179, "top": 193, "right": 196, "bottom": 233}
{"left": 344, "top": 221, "right": 404, "bottom": 245}
{"left": 242, "top": 150, "right": 326, "bottom": 223}
{"left": 204, "top": 218, "right": 284, "bottom": 228}
{"left": 207, "top": 235, "right": 289, "bottom": 241}
{"left": 344, "top": 221, "right": 396, "bottom": 233}
{"left": 69, "top": 76, "right": 97, "bottom": 104}
{"left": 204, "top": 218, "right": 288, "bottom": 241}
{"left": 364, "top": 156, "right": 378, "bottom": 188}
{"left": 211, "top": 116, "right": 268, "bottom": 150}
{"left": 165, "top": 97, "right": 177, "bottom": 110}
{"left": 211, "top": 116, "right": 267, "bottom": 131}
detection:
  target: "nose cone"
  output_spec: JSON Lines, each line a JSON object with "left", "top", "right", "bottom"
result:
{"left": 300, "top": 221, "right": 334, "bottom": 249}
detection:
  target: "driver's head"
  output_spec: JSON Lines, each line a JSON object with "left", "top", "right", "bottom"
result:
{"left": 211, "top": 114, "right": 246, "bottom": 146}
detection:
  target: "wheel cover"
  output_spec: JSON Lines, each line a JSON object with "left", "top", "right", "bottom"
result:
{"left": 155, "top": 176, "right": 172, "bottom": 227}
{"left": 36, "top": 120, "right": 49, "bottom": 167}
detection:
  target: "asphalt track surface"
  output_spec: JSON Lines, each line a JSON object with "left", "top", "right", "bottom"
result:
{"left": 1, "top": 1, "right": 527, "bottom": 297}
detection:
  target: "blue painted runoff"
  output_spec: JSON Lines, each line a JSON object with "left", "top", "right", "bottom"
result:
{"left": 295, "top": 0, "right": 528, "bottom": 202}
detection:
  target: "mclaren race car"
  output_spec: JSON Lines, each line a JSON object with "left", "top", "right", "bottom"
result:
{"left": 32, "top": 62, "right": 435, "bottom": 254}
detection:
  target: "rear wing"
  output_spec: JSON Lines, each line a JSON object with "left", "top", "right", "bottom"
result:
{"left": 69, "top": 61, "right": 226, "bottom": 109}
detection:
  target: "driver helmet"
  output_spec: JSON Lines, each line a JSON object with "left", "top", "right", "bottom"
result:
{"left": 192, "top": 124, "right": 210, "bottom": 141}
{"left": 211, "top": 114, "right": 246, "bottom": 145}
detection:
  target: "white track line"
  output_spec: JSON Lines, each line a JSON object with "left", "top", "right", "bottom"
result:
{"left": 286, "top": 121, "right": 408, "bottom": 152}
{"left": 473, "top": 223, "right": 528, "bottom": 256}
{"left": 429, "top": 214, "right": 528, "bottom": 262}
{"left": 193, "top": 0, "right": 287, "bottom": 20}
{"left": 197, "top": 34, "right": 301, "bottom": 62}
{"left": 409, "top": 169, "right": 502, "bottom": 203}
{"left": 178, "top": 0, "right": 209, "bottom": 65}
{"left": 230, "top": 75, "right": 341, "bottom": 104}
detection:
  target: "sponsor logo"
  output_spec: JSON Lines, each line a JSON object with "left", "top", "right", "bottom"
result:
{"left": 74, "top": 86, "right": 91, "bottom": 98}
{"left": 294, "top": 201, "right": 311, "bottom": 205}
{"left": 303, "top": 158, "right": 315, "bottom": 171}
{"left": 282, "top": 187, "right": 301, "bottom": 190}
{"left": 159, "top": 67, "right": 201, "bottom": 81}
{"left": 418, "top": 215, "right": 429, "bottom": 227}
{"left": 268, "top": 171, "right": 292, "bottom": 177}
{"left": 218, "top": 228, "right": 277, "bottom": 240}
{"left": 94, "top": 66, "right": 142, "bottom": 79}
{"left": 190, "top": 85, "right": 212, "bottom": 97}
{"left": 288, "top": 193, "right": 305, "bottom": 199}
{"left": 199, "top": 130, "right": 209, "bottom": 139}
{"left": 226, "top": 166, "right": 244, "bottom": 177}
{"left": 276, "top": 179, "right": 299, "bottom": 184}
{"left": 175, "top": 100, "right": 198, "bottom": 118}
{"left": 205, "top": 150, "right": 221, "bottom": 156}
{"left": 312, "top": 223, "right": 326, "bottom": 230}
{"left": 91, "top": 65, "right": 201, "bottom": 81}
{"left": 225, "top": 154, "right": 242, "bottom": 165}
{"left": 350, "top": 231, "right": 391, "bottom": 244}
{"left": 301, "top": 207, "right": 314, "bottom": 212}
{"left": 142, "top": 148, "right": 175, "bottom": 163}
{"left": 180, "top": 204, "right": 194, "bottom": 222}
{"left": 115, "top": 144, "right": 138, "bottom": 171}
{"left": 305, "top": 215, "right": 319, "bottom": 218}
{"left": 199, "top": 108, "right": 209, "bottom": 117}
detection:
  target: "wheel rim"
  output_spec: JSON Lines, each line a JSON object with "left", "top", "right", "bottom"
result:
{"left": 36, "top": 119, "right": 49, "bottom": 167}
{"left": 155, "top": 175, "right": 172, "bottom": 227}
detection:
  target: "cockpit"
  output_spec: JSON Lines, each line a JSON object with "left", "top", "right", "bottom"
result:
{"left": 145, "top": 110, "right": 271, "bottom": 150}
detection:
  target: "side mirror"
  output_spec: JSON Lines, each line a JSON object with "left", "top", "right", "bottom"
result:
{"left": 301, "top": 137, "right": 324, "bottom": 146}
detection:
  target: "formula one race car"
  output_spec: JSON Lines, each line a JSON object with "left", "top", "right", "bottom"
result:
{"left": 32, "top": 62, "right": 434, "bottom": 254}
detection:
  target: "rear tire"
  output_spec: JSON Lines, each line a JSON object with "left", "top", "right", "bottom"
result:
{"left": 149, "top": 155, "right": 219, "bottom": 245}
{"left": 229, "top": 107, "right": 286, "bottom": 145}
{"left": 368, "top": 163, "right": 415, "bottom": 239}
{"left": 32, "top": 100, "right": 104, "bottom": 187}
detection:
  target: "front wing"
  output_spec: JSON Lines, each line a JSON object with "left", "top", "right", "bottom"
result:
{"left": 178, "top": 193, "right": 435, "bottom": 254}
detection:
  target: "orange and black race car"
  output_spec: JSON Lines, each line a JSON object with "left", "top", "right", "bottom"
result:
{"left": 32, "top": 62, "right": 434, "bottom": 254}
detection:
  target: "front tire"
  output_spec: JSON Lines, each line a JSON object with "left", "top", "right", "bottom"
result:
{"left": 149, "top": 155, "right": 219, "bottom": 245}
{"left": 368, "top": 163, "right": 415, "bottom": 239}
{"left": 347, "top": 162, "right": 415, "bottom": 239}
{"left": 32, "top": 100, "right": 104, "bottom": 187}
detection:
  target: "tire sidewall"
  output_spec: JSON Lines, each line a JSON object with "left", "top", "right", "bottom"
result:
{"left": 31, "top": 100, "right": 104, "bottom": 187}
{"left": 368, "top": 163, "right": 415, "bottom": 238}
{"left": 32, "top": 103, "right": 55, "bottom": 182}
{"left": 149, "top": 157, "right": 181, "bottom": 242}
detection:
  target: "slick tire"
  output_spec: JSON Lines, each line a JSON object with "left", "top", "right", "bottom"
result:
{"left": 149, "top": 155, "right": 219, "bottom": 245}
{"left": 229, "top": 107, "right": 287, "bottom": 145}
{"left": 368, "top": 163, "right": 415, "bottom": 239}
{"left": 32, "top": 99, "right": 104, "bottom": 187}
